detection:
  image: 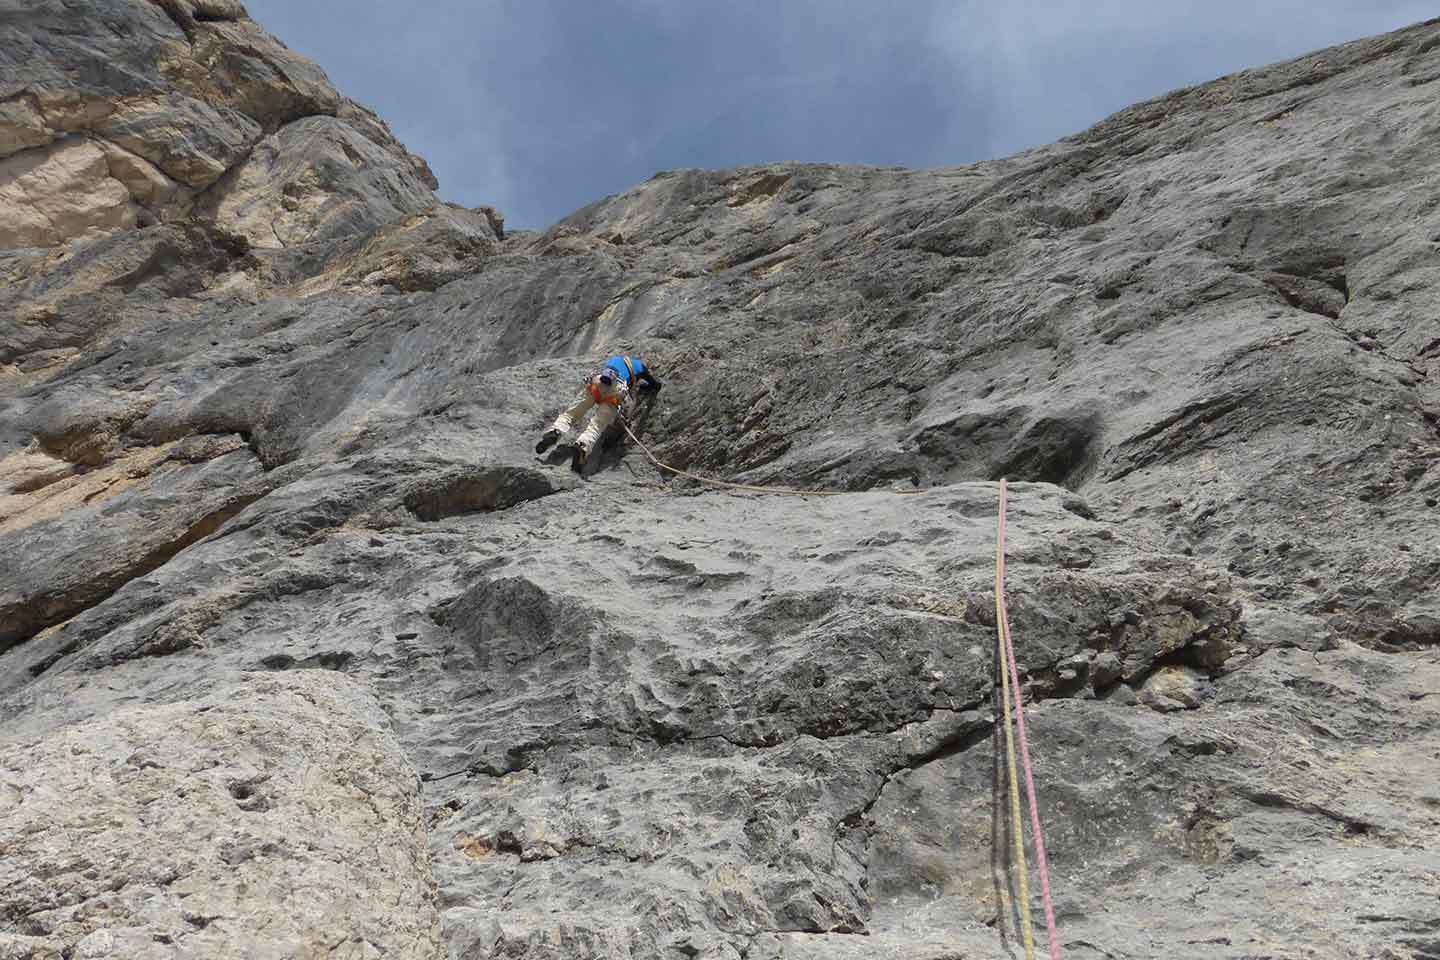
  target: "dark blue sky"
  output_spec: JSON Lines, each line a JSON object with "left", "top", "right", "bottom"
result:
{"left": 244, "top": 1, "right": 1433, "bottom": 229}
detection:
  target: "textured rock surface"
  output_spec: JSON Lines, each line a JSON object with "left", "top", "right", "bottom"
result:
{"left": 0, "top": 139, "right": 137, "bottom": 248}
{"left": 3, "top": 4, "right": 1440, "bottom": 959}
{"left": 0, "top": 670, "right": 443, "bottom": 958}
{"left": 0, "top": 0, "right": 466, "bottom": 280}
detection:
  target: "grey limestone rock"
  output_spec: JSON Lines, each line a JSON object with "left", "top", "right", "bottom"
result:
{"left": 0, "top": 670, "right": 444, "bottom": 958}
{"left": 0, "top": 0, "right": 440, "bottom": 271}
{"left": 2, "top": 5, "right": 1440, "bottom": 960}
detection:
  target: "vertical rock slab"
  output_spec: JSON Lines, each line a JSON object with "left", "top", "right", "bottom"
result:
{"left": 0, "top": 139, "right": 136, "bottom": 248}
{"left": 94, "top": 94, "right": 262, "bottom": 190}
{"left": 0, "top": 671, "right": 444, "bottom": 959}
{"left": 198, "top": 116, "right": 441, "bottom": 249}
{"left": 0, "top": 0, "right": 434, "bottom": 254}
{"left": 0, "top": 443, "right": 266, "bottom": 653}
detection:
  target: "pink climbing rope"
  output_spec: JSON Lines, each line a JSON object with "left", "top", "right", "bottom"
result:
{"left": 996, "top": 479, "right": 1062, "bottom": 960}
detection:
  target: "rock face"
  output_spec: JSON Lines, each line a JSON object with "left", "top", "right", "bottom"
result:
{"left": 0, "top": 0, "right": 481, "bottom": 283}
{"left": 0, "top": 671, "right": 443, "bottom": 959}
{"left": 2, "top": 4, "right": 1440, "bottom": 959}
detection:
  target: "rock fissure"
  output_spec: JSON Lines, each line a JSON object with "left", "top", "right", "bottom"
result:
{"left": 0, "top": 487, "right": 264, "bottom": 654}
{"left": 148, "top": 0, "right": 200, "bottom": 42}
{"left": 846, "top": 711, "right": 995, "bottom": 832}
{"left": 1235, "top": 787, "right": 1387, "bottom": 839}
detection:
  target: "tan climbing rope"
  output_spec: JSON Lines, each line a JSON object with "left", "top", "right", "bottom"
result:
{"left": 616, "top": 414, "right": 929, "bottom": 497}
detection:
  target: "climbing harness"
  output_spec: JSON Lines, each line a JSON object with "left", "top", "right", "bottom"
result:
{"left": 587, "top": 380, "right": 623, "bottom": 407}
{"left": 995, "top": 478, "right": 1061, "bottom": 960}
{"left": 615, "top": 412, "right": 928, "bottom": 497}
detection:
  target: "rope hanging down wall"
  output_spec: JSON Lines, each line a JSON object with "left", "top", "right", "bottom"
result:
{"left": 614, "top": 413, "right": 1061, "bottom": 956}
{"left": 995, "top": 478, "right": 1062, "bottom": 960}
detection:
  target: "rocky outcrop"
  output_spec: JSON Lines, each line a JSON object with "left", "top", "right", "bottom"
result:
{"left": 0, "top": 139, "right": 137, "bottom": 248}
{"left": 0, "top": 670, "right": 443, "bottom": 958}
{"left": 197, "top": 116, "right": 439, "bottom": 250}
{"left": 2, "top": 0, "right": 332, "bottom": 221}
{"left": 2, "top": 4, "right": 1440, "bottom": 959}
{"left": 0, "top": 0, "right": 480, "bottom": 291}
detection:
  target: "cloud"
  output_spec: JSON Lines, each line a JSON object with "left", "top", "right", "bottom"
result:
{"left": 925, "top": 1, "right": 1438, "bottom": 157}
{"left": 243, "top": 1, "right": 1436, "bottom": 228}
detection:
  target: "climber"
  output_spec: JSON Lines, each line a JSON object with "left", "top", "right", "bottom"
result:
{"left": 535, "top": 354, "right": 663, "bottom": 472}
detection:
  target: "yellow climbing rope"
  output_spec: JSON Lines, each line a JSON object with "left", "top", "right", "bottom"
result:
{"left": 996, "top": 478, "right": 1038, "bottom": 959}
{"left": 995, "top": 478, "right": 1063, "bottom": 960}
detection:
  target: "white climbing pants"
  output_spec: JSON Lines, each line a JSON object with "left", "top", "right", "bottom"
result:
{"left": 549, "top": 375, "right": 628, "bottom": 453}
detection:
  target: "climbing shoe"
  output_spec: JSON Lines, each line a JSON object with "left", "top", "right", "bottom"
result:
{"left": 570, "top": 446, "right": 588, "bottom": 474}
{"left": 535, "top": 429, "right": 560, "bottom": 454}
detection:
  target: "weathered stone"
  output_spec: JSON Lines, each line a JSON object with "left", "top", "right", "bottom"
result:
{"left": 200, "top": 116, "right": 439, "bottom": 249}
{"left": 0, "top": 446, "right": 74, "bottom": 499}
{"left": 0, "top": 670, "right": 444, "bottom": 958}
{"left": 0, "top": 139, "right": 135, "bottom": 248}
{"left": 96, "top": 94, "right": 263, "bottom": 189}
{"left": 0, "top": 96, "right": 53, "bottom": 159}
{"left": 329, "top": 205, "right": 499, "bottom": 293}
{"left": 0, "top": 0, "right": 410, "bottom": 251}
{"left": 0, "top": 222, "right": 258, "bottom": 366}
{"left": 1136, "top": 664, "right": 1213, "bottom": 711}
{"left": 1090, "top": 650, "right": 1123, "bottom": 689}
{"left": 29, "top": 89, "right": 116, "bottom": 134}
{"left": 0, "top": 441, "right": 265, "bottom": 652}
{"left": 338, "top": 97, "right": 438, "bottom": 190}
{"left": 2, "top": 6, "right": 1440, "bottom": 959}
{"left": 99, "top": 140, "right": 190, "bottom": 216}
